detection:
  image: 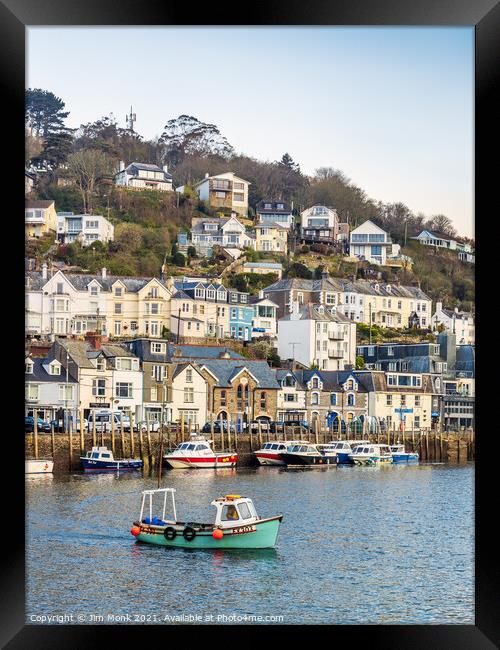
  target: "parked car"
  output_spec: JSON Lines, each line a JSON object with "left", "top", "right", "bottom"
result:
{"left": 201, "top": 421, "right": 231, "bottom": 434}
{"left": 87, "top": 411, "right": 132, "bottom": 433}
{"left": 50, "top": 416, "right": 88, "bottom": 432}
{"left": 25, "top": 416, "right": 51, "bottom": 433}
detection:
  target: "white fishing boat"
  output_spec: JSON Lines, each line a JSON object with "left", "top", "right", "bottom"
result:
{"left": 348, "top": 444, "right": 393, "bottom": 466}
{"left": 389, "top": 444, "right": 419, "bottom": 464}
{"left": 25, "top": 458, "right": 54, "bottom": 474}
{"left": 254, "top": 440, "right": 309, "bottom": 466}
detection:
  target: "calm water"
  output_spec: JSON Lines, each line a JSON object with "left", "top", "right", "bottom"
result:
{"left": 26, "top": 463, "right": 474, "bottom": 625}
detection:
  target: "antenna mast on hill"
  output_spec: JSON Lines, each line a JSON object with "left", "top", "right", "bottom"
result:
{"left": 126, "top": 106, "right": 137, "bottom": 133}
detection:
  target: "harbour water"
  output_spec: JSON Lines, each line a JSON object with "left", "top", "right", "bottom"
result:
{"left": 26, "top": 463, "right": 474, "bottom": 625}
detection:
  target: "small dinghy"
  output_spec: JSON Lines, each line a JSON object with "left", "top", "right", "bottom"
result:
{"left": 80, "top": 446, "right": 143, "bottom": 472}
{"left": 25, "top": 458, "right": 54, "bottom": 474}
{"left": 131, "top": 490, "right": 282, "bottom": 549}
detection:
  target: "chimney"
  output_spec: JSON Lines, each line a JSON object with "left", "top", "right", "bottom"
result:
{"left": 41, "top": 263, "right": 48, "bottom": 280}
{"left": 85, "top": 331, "right": 103, "bottom": 350}
{"left": 205, "top": 172, "right": 210, "bottom": 179}
{"left": 101, "top": 267, "right": 107, "bottom": 279}
{"left": 259, "top": 289, "right": 264, "bottom": 299}
{"left": 163, "top": 164, "right": 168, "bottom": 174}
{"left": 119, "top": 160, "right": 125, "bottom": 172}
{"left": 436, "top": 301, "right": 442, "bottom": 313}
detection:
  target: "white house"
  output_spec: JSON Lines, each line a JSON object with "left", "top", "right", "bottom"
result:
{"left": 115, "top": 161, "right": 173, "bottom": 192}
{"left": 300, "top": 205, "right": 340, "bottom": 244}
{"left": 249, "top": 294, "right": 278, "bottom": 340}
{"left": 190, "top": 216, "right": 255, "bottom": 256}
{"left": 57, "top": 213, "right": 114, "bottom": 246}
{"left": 412, "top": 230, "right": 473, "bottom": 254}
{"left": 278, "top": 303, "right": 356, "bottom": 371}
{"left": 25, "top": 355, "right": 79, "bottom": 421}
{"left": 193, "top": 172, "right": 250, "bottom": 217}
{"left": 274, "top": 369, "right": 307, "bottom": 423}
{"left": 431, "top": 302, "right": 475, "bottom": 344}
{"left": 349, "top": 220, "right": 393, "bottom": 265}
{"left": 168, "top": 363, "right": 208, "bottom": 427}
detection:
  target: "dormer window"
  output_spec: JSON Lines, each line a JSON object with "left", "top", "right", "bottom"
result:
{"left": 90, "top": 285, "right": 98, "bottom": 296}
{"left": 49, "top": 362, "right": 61, "bottom": 375}
{"left": 195, "top": 288, "right": 205, "bottom": 299}
{"left": 96, "top": 358, "right": 106, "bottom": 370}
{"left": 311, "top": 377, "right": 319, "bottom": 389}
{"left": 25, "top": 360, "right": 34, "bottom": 374}
{"left": 151, "top": 342, "right": 166, "bottom": 354}
{"left": 115, "top": 287, "right": 123, "bottom": 296}
{"left": 277, "top": 203, "right": 284, "bottom": 209}
{"left": 264, "top": 203, "right": 272, "bottom": 209}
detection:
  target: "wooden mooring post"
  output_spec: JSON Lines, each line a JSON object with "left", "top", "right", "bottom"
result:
{"left": 33, "top": 408, "right": 39, "bottom": 459}
{"left": 80, "top": 408, "right": 85, "bottom": 455}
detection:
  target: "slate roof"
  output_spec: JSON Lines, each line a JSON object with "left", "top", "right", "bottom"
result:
{"left": 197, "top": 359, "right": 280, "bottom": 389}
{"left": 25, "top": 271, "right": 169, "bottom": 293}
{"left": 55, "top": 340, "right": 136, "bottom": 368}
{"left": 243, "top": 262, "right": 283, "bottom": 270}
{"left": 280, "top": 304, "right": 353, "bottom": 323}
{"left": 122, "top": 339, "right": 245, "bottom": 363}
{"left": 256, "top": 200, "right": 292, "bottom": 214}
{"left": 25, "top": 200, "right": 54, "bottom": 209}
{"left": 120, "top": 162, "right": 173, "bottom": 180}
{"left": 25, "top": 357, "right": 78, "bottom": 383}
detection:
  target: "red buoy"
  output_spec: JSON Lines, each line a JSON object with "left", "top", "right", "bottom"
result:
{"left": 131, "top": 526, "right": 141, "bottom": 536}
{"left": 212, "top": 528, "right": 224, "bottom": 540}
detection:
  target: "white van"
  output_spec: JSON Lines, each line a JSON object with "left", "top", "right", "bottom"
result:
{"left": 87, "top": 411, "right": 132, "bottom": 433}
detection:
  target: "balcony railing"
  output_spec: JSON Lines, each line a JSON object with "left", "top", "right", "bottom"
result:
{"left": 328, "top": 349, "right": 344, "bottom": 358}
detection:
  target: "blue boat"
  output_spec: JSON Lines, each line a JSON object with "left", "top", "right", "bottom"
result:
{"left": 80, "top": 446, "right": 143, "bottom": 472}
{"left": 333, "top": 440, "right": 371, "bottom": 465}
{"left": 389, "top": 444, "right": 419, "bottom": 464}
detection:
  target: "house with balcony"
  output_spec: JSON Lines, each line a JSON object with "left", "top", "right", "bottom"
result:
{"left": 57, "top": 213, "right": 114, "bottom": 246}
{"left": 115, "top": 161, "right": 173, "bottom": 192}
{"left": 193, "top": 172, "right": 250, "bottom": 217}
{"left": 348, "top": 220, "right": 393, "bottom": 265}
{"left": 256, "top": 200, "right": 294, "bottom": 228}
{"left": 190, "top": 216, "right": 255, "bottom": 256}
{"left": 300, "top": 205, "right": 348, "bottom": 246}
{"left": 273, "top": 369, "right": 308, "bottom": 424}
{"left": 277, "top": 303, "right": 356, "bottom": 371}
{"left": 412, "top": 230, "right": 473, "bottom": 256}
{"left": 254, "top": 222, "right": 288, "bottom": 254}
{"left": 25, "top": 200, "right": 58, "bottom": 238}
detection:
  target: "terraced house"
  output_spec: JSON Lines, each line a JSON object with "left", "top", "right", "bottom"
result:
{"left": 263, "top": 275, "right": 432, "bottom": 329}
{"left": 25, "top": 267, "right": 173, "bottom": 339}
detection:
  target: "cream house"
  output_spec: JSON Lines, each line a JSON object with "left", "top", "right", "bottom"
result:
{"left": 168, "top": 363, "right": 208, "bottom": 427}
{"left": 274, "top": 369, "right": 307, "bottom": 423}
{"left": 193, "top": 172, "right": 250, "bottom": 217}
{"left": 25, "top": 267, "right": 173, "bottom": 339}
{"left": 254, "top": 222, "right": 288, "bottom": 254}
{"left": 25, "top": 200, "right": 58, "bottom": 238}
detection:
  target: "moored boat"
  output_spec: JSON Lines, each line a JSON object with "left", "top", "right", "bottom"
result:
{"left": 279, "top": 442, "right": 337, "bottom": 467}
{"left": 334, "top": 440, "right": 371, "bottom": 465}
{"left": 80, "top": 446, "right": 143, "bottom": 472}
{"left": 163, "top": 435, "right": 237, "bottom": 469}
{"left": 254, "top": 440, "right": 309, "bottom": 466}
{"left": 131, "top": 490, "right": 282, "bottom": 549}
{"left": 348, "top": 443, "right": 393, "bottom": 466}
{"left": 389, "top": 444, "right": 419, "bottom": 463}
{"left": 25, "top": 458, "right": 54, "bottom": 474}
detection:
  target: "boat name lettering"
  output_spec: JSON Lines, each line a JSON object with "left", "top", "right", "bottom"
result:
{"left": 231, "top": 525, "right": 257, "bottom": 535}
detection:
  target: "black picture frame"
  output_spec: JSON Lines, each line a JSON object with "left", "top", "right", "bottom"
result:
{"left": 3, "top": 0, "right": 497, "bottom": 646}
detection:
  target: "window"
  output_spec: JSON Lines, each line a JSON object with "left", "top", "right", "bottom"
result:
{"left": 114, "top": 303, "right": 122, "bottom": 314}
{"left": 92, "top": 378, "right": 106, "bottom": 396}
{"left": 186, "top": 368, "right": 193, "bottom": 383}
{"left": 386, "top": 394, "right": 393, "bottom": 406}
{"left": 330, "top": 394, "right": 337, "bottom": 406}
{"left": 312, "top": 377, "right": 319, "bottom": 388}
{"left": 347, "top": 393, "right": 355, "bottom": 406}
{"left": 260, "top": 392, "right": 267, "bottom": 410}
{"left": 387, "top": 346, "right": 394, "bottom": 356}
{"left": 151, "top": 386, "right": 158, "bottom": 401}
{"left": 25, "top": 361, "right": 33, "bottom": 374}
{"left": 49, "top": 363, "right": 61, "bottom": 375}
{"left": 184, "top": 387, "right": 194, "bottom": 403}
{"left": 151, "top": 365, "right": 166, "bottom": 382}
{"left": 311, "top": 392, "right": 319, "bottom": 405}
{"left": 400, "top": 395, "right": 406, "bottom": 406}
{"left": 150, "top": 303, "right": 159, "bottom": 315}
{"left": 415, "top": 395, "right": 421, "bottom": 407}
{"left": 115, "top": 287, "right": 122, "bottom": 296}
{"left": 220, "top": 390, "right": 227, "bottom": 407}
{"left": 233, "top": 192, "right": 245, "bottom": 202}
{"left": 90, "top": 286, "right": 98, "bottom": 296}
{"left": 238, "top": 502, "right": 252, "bottom": 519}
{"left": 56, "top": 283, "right": 64, "bottom": 294}
{"left": 151, "top": 342, "right": 166, "bottom": 354}
{"left": 115, "top": 383, "right": 132, "bottom": 398}
{"left": 414, "top": 416, "right": 421, "bottom": 428}
{"left": 114, "top": 322, "right": 121, "bottom": 336}
{"left": 25, "top": 384, "right": 39, "bottom": 401}
{"left": 59, "top": 385, "right": 74, "bottom": 401}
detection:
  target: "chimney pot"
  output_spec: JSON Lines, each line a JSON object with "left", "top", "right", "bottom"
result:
{"left": 205, "top": 172, "right": 210, "bottom": 179}
{"left": 85, "top": 331, "right": 103, "bottom": 350}
{"left": 163, "top": 164, "right": 168, "bottom": 173}
{"left": 119, "top": 160, "right": 125, "bottom": 172}
{"left": 41, "top": 263, "right": 48, "bottom": 280}
{"left": 102, "top": 267, "right": 107, "bottom": 279}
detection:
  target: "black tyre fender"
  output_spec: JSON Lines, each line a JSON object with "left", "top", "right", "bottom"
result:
{"left": 183, "top": 526, "right": 196, "bottom": 542}
{"left": 164, "top": 527, "right": 177, "bottom": 541}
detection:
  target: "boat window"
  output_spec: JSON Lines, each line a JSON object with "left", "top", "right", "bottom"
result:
{"left": 221, "top": 505, "right": 240, "bottom": 521}
{"left": 102, "top": 453, "right": 111, "bottom": 458}
{"left": 187, "top": 444, "right": 196, "bottom": 451}
{"left": 91, "top": 453, "right": 100, "bottom": 459}
{"left": 271, "top": 444, "right": 279, "bottom": 450}
{"left": 238, "top": 502, "right": 252, "bottom": 519}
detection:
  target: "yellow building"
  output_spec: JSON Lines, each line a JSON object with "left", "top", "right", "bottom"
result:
{"left": 255, "top": 222, "right": 288, "bottom": 254}
{"left": 25, "top": 200, "right": 58, "bottom": 238}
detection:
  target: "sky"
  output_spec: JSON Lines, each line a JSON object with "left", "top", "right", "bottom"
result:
{"left": 27, "top": 27, "right": 474, "bottom": 237}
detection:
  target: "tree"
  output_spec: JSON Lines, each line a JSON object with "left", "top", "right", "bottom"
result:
{"left": 187, "top": 245, "right": 197, "bottom": 259}
{"left": 66, "top": 149, "right": 115, "bottom": 213}
{"left": 427, "top": 214, "right": 457, "bottom": 238}
{"left": 355, "top": 356, "right": 365, "bottom": 370}
{"left": 25, "top": 88, "right": 70, "bottom": 137}
{"left": 287, "top": 262, "right": 313, "bottom": 279}
{"left": 172, "top": 252, "right": 186, "bottom": 267}
{"left": 40, "top": 130, "right": 75, "bottom": 167}
{"left": 159, "top": 115, "right": 234, "bottom": 166}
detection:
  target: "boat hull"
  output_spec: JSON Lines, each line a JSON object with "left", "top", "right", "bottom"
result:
{"left": 163, "top": 454, "right": 237, "bottom": 469}
{"left": 350, "top": 455, "right": 393, "bottom": 466}
{"left": 134, "top": 516, "right": 282, "bottom": 549}
{"left": 81, "top": 458, "right": 143, "bottom": 471}
{"left": 279, "top": 453, "right": 336, "bottom": 467}
{"left": 25, "top": 459, "right": 53, "bottom": 474}
{"left": 391, "top": 453, "right": 419, "bottom": 464}
{"left": 254, "top": 452, "right": 285, "bottom": 466}
{"left": 336, "top": 452, "right": 353, "bottom": 465}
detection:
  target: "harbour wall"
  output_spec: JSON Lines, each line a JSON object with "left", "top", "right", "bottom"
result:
{"left": 25, "top": 426, "right": 475, "bottom": 474}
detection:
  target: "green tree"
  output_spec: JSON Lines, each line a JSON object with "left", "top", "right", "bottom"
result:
{"left": 288, "top": 262, "right": 313, "bottom": 279}
{"left": 172, "top": 251, "right": 186, "bottom": 267}
{"left": 187, "top": 245, "right": 197, "bottom": 259}
{"left": 25, "top": 88, "right": 70, "bottom": 137}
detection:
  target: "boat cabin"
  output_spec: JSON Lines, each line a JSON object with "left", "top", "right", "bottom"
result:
{"left": 84, "top": 446, "right": 115, "bottom": 461}
{"left": 260, "top": 442, "right": 288, "bottom": 452}
{"left": 174, "top": 440, "right": 212, "bottom": 454}
{"left": 211, "top": 495, "right": 259, "bottom": 529}
{"left": 389, "top": 445, "right": 405, "bottom": 454}
{"left": 351, "top": 444, "right": 391, "bottom": 457}
{"left": 286, "top": 444, "right": 319, "bottom": 454}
